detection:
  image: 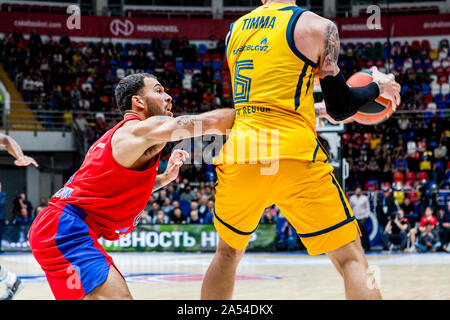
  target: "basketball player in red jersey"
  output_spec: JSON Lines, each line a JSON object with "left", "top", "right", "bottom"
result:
{"left": 28, "top": 73, "right": 235, "bottom": 300}
{"left": 0, "top": 133, "right": 38, "bottom": 299}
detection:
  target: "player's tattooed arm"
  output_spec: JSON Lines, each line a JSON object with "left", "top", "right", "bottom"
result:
{"left": 318, "top": 21, "right": 340, "bottom": 78}
{"left": 133, "top": 109, "right": 236, "bottom": 143}
{"left": 176, "top": 116, "right": 200, "bottom": 126}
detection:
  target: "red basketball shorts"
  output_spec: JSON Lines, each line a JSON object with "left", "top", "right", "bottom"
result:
{"left": 28, "top": 204, "right": 119, "bottom": 300}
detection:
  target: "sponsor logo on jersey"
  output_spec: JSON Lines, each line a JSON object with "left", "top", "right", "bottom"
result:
{"left": 233, "top": 41, "right": 269, "bottom": 55}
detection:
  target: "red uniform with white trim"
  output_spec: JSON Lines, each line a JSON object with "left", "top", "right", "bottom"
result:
{"left": 29, "top": 115, "right": 160, "bottom": 299}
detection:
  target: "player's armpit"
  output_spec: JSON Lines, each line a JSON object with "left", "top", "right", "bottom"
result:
{"left": 132, "top": 108, "right": 236, "bottom": 143}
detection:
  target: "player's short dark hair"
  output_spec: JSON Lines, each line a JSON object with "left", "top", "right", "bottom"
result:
{"left": 114, "top": 73, "right": 156, "bottom": 115}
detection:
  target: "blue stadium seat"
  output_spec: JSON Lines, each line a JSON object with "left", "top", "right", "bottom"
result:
{"left": 421, "top": 84, "right": 430, "bottom": 95}
{"left": 429, "top": 141, "right": 438, "bottom": 149}
{"left": 197, "top": 43, "right": 207, "bottom": 55}
{"left": 205, "top": 171, "right": 216, "bottom": 182}
{"left": 175, "top": 61, "right": 184, "bottom": 74}
{"left": 193, "top": 61, "right": 202, "bottom": 70}
{"left": 401, "top": 85, "right": 409, "bottom": 95}
{"left": 212, "top": 61, "right": 222, "bottom": 71}
{"left": 179, "top": 200, "right": 191, "bottom": 217}
{"left": 124, "top": 42, "right": 132, "bottom": 51}
{"left": 413, "top": 58, "right": 422, "bottom": 69}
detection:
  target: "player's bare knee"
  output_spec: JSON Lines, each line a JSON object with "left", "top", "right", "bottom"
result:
{"left": 327, "top": 241, "right": 367, "bottom": 271}
{"left": 217, "top": 245, "right": 244, "bottom": 263}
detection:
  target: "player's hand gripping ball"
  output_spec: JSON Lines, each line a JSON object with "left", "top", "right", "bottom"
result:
{"left": 346, "top": 66, "right": 401, "bottom": 125}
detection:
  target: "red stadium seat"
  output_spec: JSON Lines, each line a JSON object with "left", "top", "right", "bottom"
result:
{"left": 202, "top": 54, "right": 211, "bottom": 62}
{"left": 165, "top": 61, "right": 174, "bottom": 72}
{"left": 393, "top": 172, "right": 404, "bottom": 183}
{"left": 342, "top": 133, "right": 350, "bottom": 145}
{"left": 365, "top": 181, "right": 377, "bottom": 192}
{"left": 423, "top": 93, "right": 433, "bottom": 104}
{"left": 417, "top": 171, "right": 428, "bottom": 181}
{"left": 405, "top": 171, "right": 416, "bottom": 183}
{"left": 421, "top": 40, "right": 430, "bottom": 51}
{"left": 376, "top": 59, "right": 384, "bottom": 68}
{"left": 407, "top": 191, "right": 419, "bottom": 204}
{"left": 411, "top": 40, "right": 421, "bottom": 51}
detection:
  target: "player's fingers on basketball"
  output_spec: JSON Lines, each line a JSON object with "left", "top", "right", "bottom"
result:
{"left": 395, "top": 92, "right": 401, "bottom": 107}
{"left": 394, "top": 94, "right": 400, "bottom": 108}
{"left": 392, "top": 90, "right": 399, "bottom": 106}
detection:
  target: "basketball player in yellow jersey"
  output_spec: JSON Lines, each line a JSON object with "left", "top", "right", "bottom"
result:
{"left": 201, "top": 0, "right": 400, "bottom": 300}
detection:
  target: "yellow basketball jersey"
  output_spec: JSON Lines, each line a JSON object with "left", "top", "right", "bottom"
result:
{"left": 214, "top": 3, "right": 328, "bottom": 165}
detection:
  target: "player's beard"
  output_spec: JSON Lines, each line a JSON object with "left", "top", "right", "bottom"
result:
{"left": 144, "top": 97, "right": 172, "bottom": 117}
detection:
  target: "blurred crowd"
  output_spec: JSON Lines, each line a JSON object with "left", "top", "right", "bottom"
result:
{"left": 0, "top": 30, "right": 227, "bottom": 117}
{"left": 348, "top": 185, "right": 450, "bottom": 253}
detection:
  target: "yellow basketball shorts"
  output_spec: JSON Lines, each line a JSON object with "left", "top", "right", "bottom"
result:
{"left": 214, "top": 160, "right": 361, "bottom": 255}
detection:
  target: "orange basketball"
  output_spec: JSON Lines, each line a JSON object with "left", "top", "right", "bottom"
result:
{"left": 346, "top": 70, "right": 394, "bottom": 125}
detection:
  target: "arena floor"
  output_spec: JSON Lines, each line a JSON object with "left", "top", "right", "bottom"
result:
{"left": 1, "top": 251, "right": 449, "bottom": 300}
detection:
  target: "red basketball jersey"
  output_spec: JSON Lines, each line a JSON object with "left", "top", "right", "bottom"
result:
{"left": 49, "top": 115, "right": 160, "bottom": 240}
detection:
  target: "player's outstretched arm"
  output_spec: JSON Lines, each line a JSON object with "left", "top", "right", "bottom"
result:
{"left": 111, "top": 108, "right": 235, "bottom": 169}
{"left": 0, "top": 133, "right": 39, "bottom": 167}
{"left": 133, "top": 108, "right": 236, "bottom": 143}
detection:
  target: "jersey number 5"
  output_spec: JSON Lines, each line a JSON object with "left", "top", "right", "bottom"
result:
{"left": 233, "top": 60, "right": 254, "bottom": 104}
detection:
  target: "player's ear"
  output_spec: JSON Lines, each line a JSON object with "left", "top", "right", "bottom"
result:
{"left": 131, "top": 95, "right": 145, "bottom": 111}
